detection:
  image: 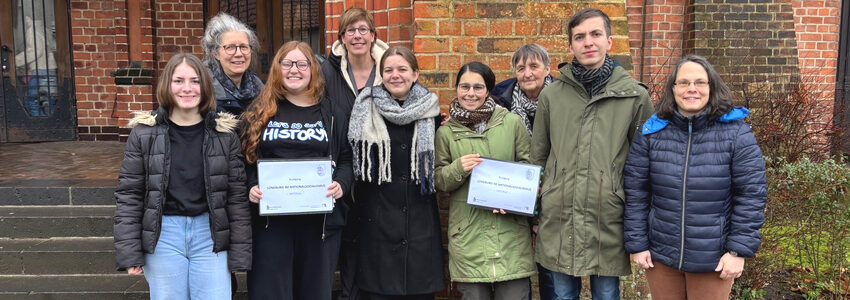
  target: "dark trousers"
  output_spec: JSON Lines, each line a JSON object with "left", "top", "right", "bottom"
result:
{"left": 457, "top": 278, "right": 530, "bottom": 300}
{"left": 357, "top": 290, "right": 434, "bottom": 300}
{"left": 248, "top": 214, "right": 342, "bottom": 300}
{"left": 337, "top": 239, "right": 359, "bottom": 300}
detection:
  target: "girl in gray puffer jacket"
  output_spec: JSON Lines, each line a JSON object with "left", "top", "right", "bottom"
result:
{"left": 113, "top": 53, "right": 251, "bottom": 300}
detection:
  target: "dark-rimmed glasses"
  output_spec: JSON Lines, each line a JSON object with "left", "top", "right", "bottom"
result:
{"left": 279, "top": 59, "right": 310, "bottom": 71}
{"left": 345, "top": 27, "right": 371, "bottom": 36}
{"left": 221, "top": 44, "right": 251, "bottom": 55}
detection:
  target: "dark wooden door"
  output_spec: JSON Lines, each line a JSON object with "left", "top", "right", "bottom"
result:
{"left": 0, "top": 0, "right": 76, "bottom": 142}
{"left": 837, "top": 0, "right": 850, "bottom": 152}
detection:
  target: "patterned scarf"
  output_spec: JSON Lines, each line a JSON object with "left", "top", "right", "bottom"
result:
{"left": 450, "top": 96, "right": 497, "bottom": 133}
{"left": 208, "top": 61, "right": 262, "bottom": 103}
{"left": 511, "top": 75, "right": 553, "bottom": 135}
{"left": 570, "top": 55, "right": 615, "bottom": 98}
{"left": 348, "top": 82, "right": 440, "bottom": 194}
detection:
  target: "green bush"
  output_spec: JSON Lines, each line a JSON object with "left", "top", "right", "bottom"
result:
{"left": 739, "top": 157, "right": 850, "bottom": 298}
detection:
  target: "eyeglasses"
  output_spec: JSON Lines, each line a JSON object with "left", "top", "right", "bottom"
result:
{"left": 279, "top": 59, "right": 310, "bottom": 71}
{"left": 674, "top": 80, "right": 709, "bottom": 89}
{"left": 457, "top": 83, "right": 487, "bottom": 94}
{"left": 221, "top": 44, "right": 251, "bottom": 55}
{"left": 345, "top": 26, "right": 371, "bottom": 36}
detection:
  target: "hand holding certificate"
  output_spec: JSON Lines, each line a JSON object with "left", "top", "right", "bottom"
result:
{"left": 466, "top": 158, "right": 541, "bottom": 216}
{"left": 257, "top": 158, "right": 334, "bottom": 216}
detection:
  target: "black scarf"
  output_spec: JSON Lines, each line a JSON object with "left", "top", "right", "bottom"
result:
{"left": 570, "top": 55, "right": 614, "bottom": 98}
{"left": 209, "top": 62, "right": 262, "bottom": 103}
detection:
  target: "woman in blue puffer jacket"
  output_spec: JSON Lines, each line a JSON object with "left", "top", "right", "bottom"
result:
{"left": 623, "top": 54, "right": 767, "bottom": 299}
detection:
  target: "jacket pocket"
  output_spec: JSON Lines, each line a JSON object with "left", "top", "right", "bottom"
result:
{"left": 611, "top": 163, "right": 625, "bottom": 203}
{"left": 647, "top": 208, "right": 656, "bottom": 242}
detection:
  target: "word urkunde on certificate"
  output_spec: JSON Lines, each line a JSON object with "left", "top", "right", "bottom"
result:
{"left": 467, "top": 158, "right": 541, "bottom": 216}
{"left": 257, "top": 158, "right": 333, "bottom": 215}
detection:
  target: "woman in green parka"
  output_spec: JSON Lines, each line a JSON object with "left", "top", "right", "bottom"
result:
{"left": 435, "top": 62, "right": 535, "bottom": 300}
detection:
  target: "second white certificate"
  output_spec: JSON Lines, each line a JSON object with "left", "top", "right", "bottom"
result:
{"left": 257, "top": 158, "right": 333, "bottom": 216}
{"left": 466, "top": 158, "right": 541, "bottom": 216}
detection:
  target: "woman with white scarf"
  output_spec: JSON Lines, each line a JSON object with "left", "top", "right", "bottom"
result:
{"left": 346, "top": 46, "right": 445, "bottom": 299}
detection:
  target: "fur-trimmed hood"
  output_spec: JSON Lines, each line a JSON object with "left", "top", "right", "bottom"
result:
{"left": 329, "top": 38, "right": 389, "bottom": 96}
{"left": 127, "top": 107, "right": 239, "bottom": 133}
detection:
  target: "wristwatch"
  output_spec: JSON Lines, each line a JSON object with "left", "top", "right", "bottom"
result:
{"left": 727, "top": 250, "right": 739, "bottom": 257}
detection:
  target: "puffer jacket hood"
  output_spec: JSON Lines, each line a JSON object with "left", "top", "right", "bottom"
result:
{"left": 127, "top": 107, "right": 239, "bottom": 133}
{"left": 328, "top": 39, "right": 390, "bottom": 97}
{"left": 641, "top": 107, "right": 750, "bottom": 135}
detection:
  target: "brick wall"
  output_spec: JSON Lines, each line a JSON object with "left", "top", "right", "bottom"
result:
{"left": 70, "top": 0, "right": 205, "bottom": 141}
{"left": 689, "top": 1, "right": 800, "bottom": 89}
{"left": 626, "top": 0, "right": 686, "bottom": 100}
{"left": 411, "top": 1, "right": 633, "bottom": 111}
{"left": 792, "top": 0, "right": 841, "bottom": 101}
{"left": 70, "top": 0, "right": 121, "bottom": 140}
{"left": 324, "top": 0, "right": 415, "bottom": 55}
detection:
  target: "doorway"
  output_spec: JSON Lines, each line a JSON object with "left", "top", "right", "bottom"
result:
{"left": 0, "top": 0, "right": 76, "bottom": 142}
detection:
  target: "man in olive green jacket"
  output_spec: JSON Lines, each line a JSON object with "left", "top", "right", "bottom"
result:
{"left": 530, "top": 9, "right": 654, "bottom": 299}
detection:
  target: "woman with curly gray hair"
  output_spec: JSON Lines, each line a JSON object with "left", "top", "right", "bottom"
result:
{"left": 201, "top": 12, "right": 263, "bottom": 115}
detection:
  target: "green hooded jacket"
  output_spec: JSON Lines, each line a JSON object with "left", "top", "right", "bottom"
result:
{"left": 435, "top": 107, "right": 536, "bottom": 282}
{"left": 530, "top": 63, "right": 654, "bottom": 276}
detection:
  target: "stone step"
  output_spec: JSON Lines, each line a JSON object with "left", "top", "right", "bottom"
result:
{"left": 0, "top": 179, "right": 117, "bottom": 206}
{"left": 0, "top": 274, "right": 249, "bottom": 298}
{"left": 0, "top": 292, "right": 247, "bottom": 300}
{"left": 0, "top": 237, "right": 115, "bottom": 274}
{"left": 0, "top": 206, "right": 114, "bottom": 238}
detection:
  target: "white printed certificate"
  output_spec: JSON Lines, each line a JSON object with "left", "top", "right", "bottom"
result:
{"left": 466, "top": 158, "right": 541, "bottom": 216}
{"left": 257, "top": 158, "right": 333, "bottom": 215}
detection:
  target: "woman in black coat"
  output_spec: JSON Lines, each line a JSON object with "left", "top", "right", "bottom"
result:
{"left": 623, "top": 54, "right": 767, "bottom": 299}
{"left": 346, "top": 46, "right": 445, "bottom": 299}
{"left": 240, "top": 41, "right": 353, "bottom": 300}
{"left": 113, "top": 53, "right": 251, "bottom": 300}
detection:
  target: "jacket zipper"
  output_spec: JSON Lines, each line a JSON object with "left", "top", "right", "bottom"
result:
{"left": 678, "top": 119, "right": 693, "bottom": 270}
{"left": 153, "top": 125, "right": 171, "bottom": 249}
{"left": 597, "top": 170, "right": 604, "bottom": 272}
{"left": 321, "top": 115, "right": 335, "bottom": 241}
{"left": 202, "top": 128, "right": 217, "bottom": 249}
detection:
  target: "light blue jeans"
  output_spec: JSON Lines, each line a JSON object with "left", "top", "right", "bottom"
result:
{"left": 544, "top": 267, "right": 620, "bottom": 300}
{"left": 143, "top": 213, "right": 230, "bottom": 300}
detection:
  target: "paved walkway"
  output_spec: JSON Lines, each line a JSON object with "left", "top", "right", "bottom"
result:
{"left": 0, "top": 141, "right": 124, "bottom": 182}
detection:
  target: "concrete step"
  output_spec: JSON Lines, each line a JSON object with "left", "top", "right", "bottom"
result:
{"left": 0, "top": 237, "right": 114, "bottom": 274}
{"left": 0, "top": 206, "right": 114, "bottom": 238}
{"left": 0, "top": 292, "right": 247, "bottom": 300}
{"left": 0, "top": 179, "right": 117, "bottom": 206}
{"left": 0, "top": 274, "right": 249, "bottom": 298}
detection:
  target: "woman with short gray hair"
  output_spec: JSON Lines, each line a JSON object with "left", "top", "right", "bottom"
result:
{"left": 492, "top": 44, "right": 554, "bottom": 135}
{"left": 201, "top": 12, "right": 263, "bottom": 115}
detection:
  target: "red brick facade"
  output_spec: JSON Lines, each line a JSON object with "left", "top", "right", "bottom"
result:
{"left": 67, "top": 0, "right": 842, "bottom": 142}
{"left": 70, "top": 0, "right": 205, "bottom": 140}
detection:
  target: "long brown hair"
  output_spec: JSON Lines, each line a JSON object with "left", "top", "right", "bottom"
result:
{"left": 156, "top": 53, "right": 215, "bottom": 115}
{"left": 240, "top": 41, "right": 325, "bottom": 163}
